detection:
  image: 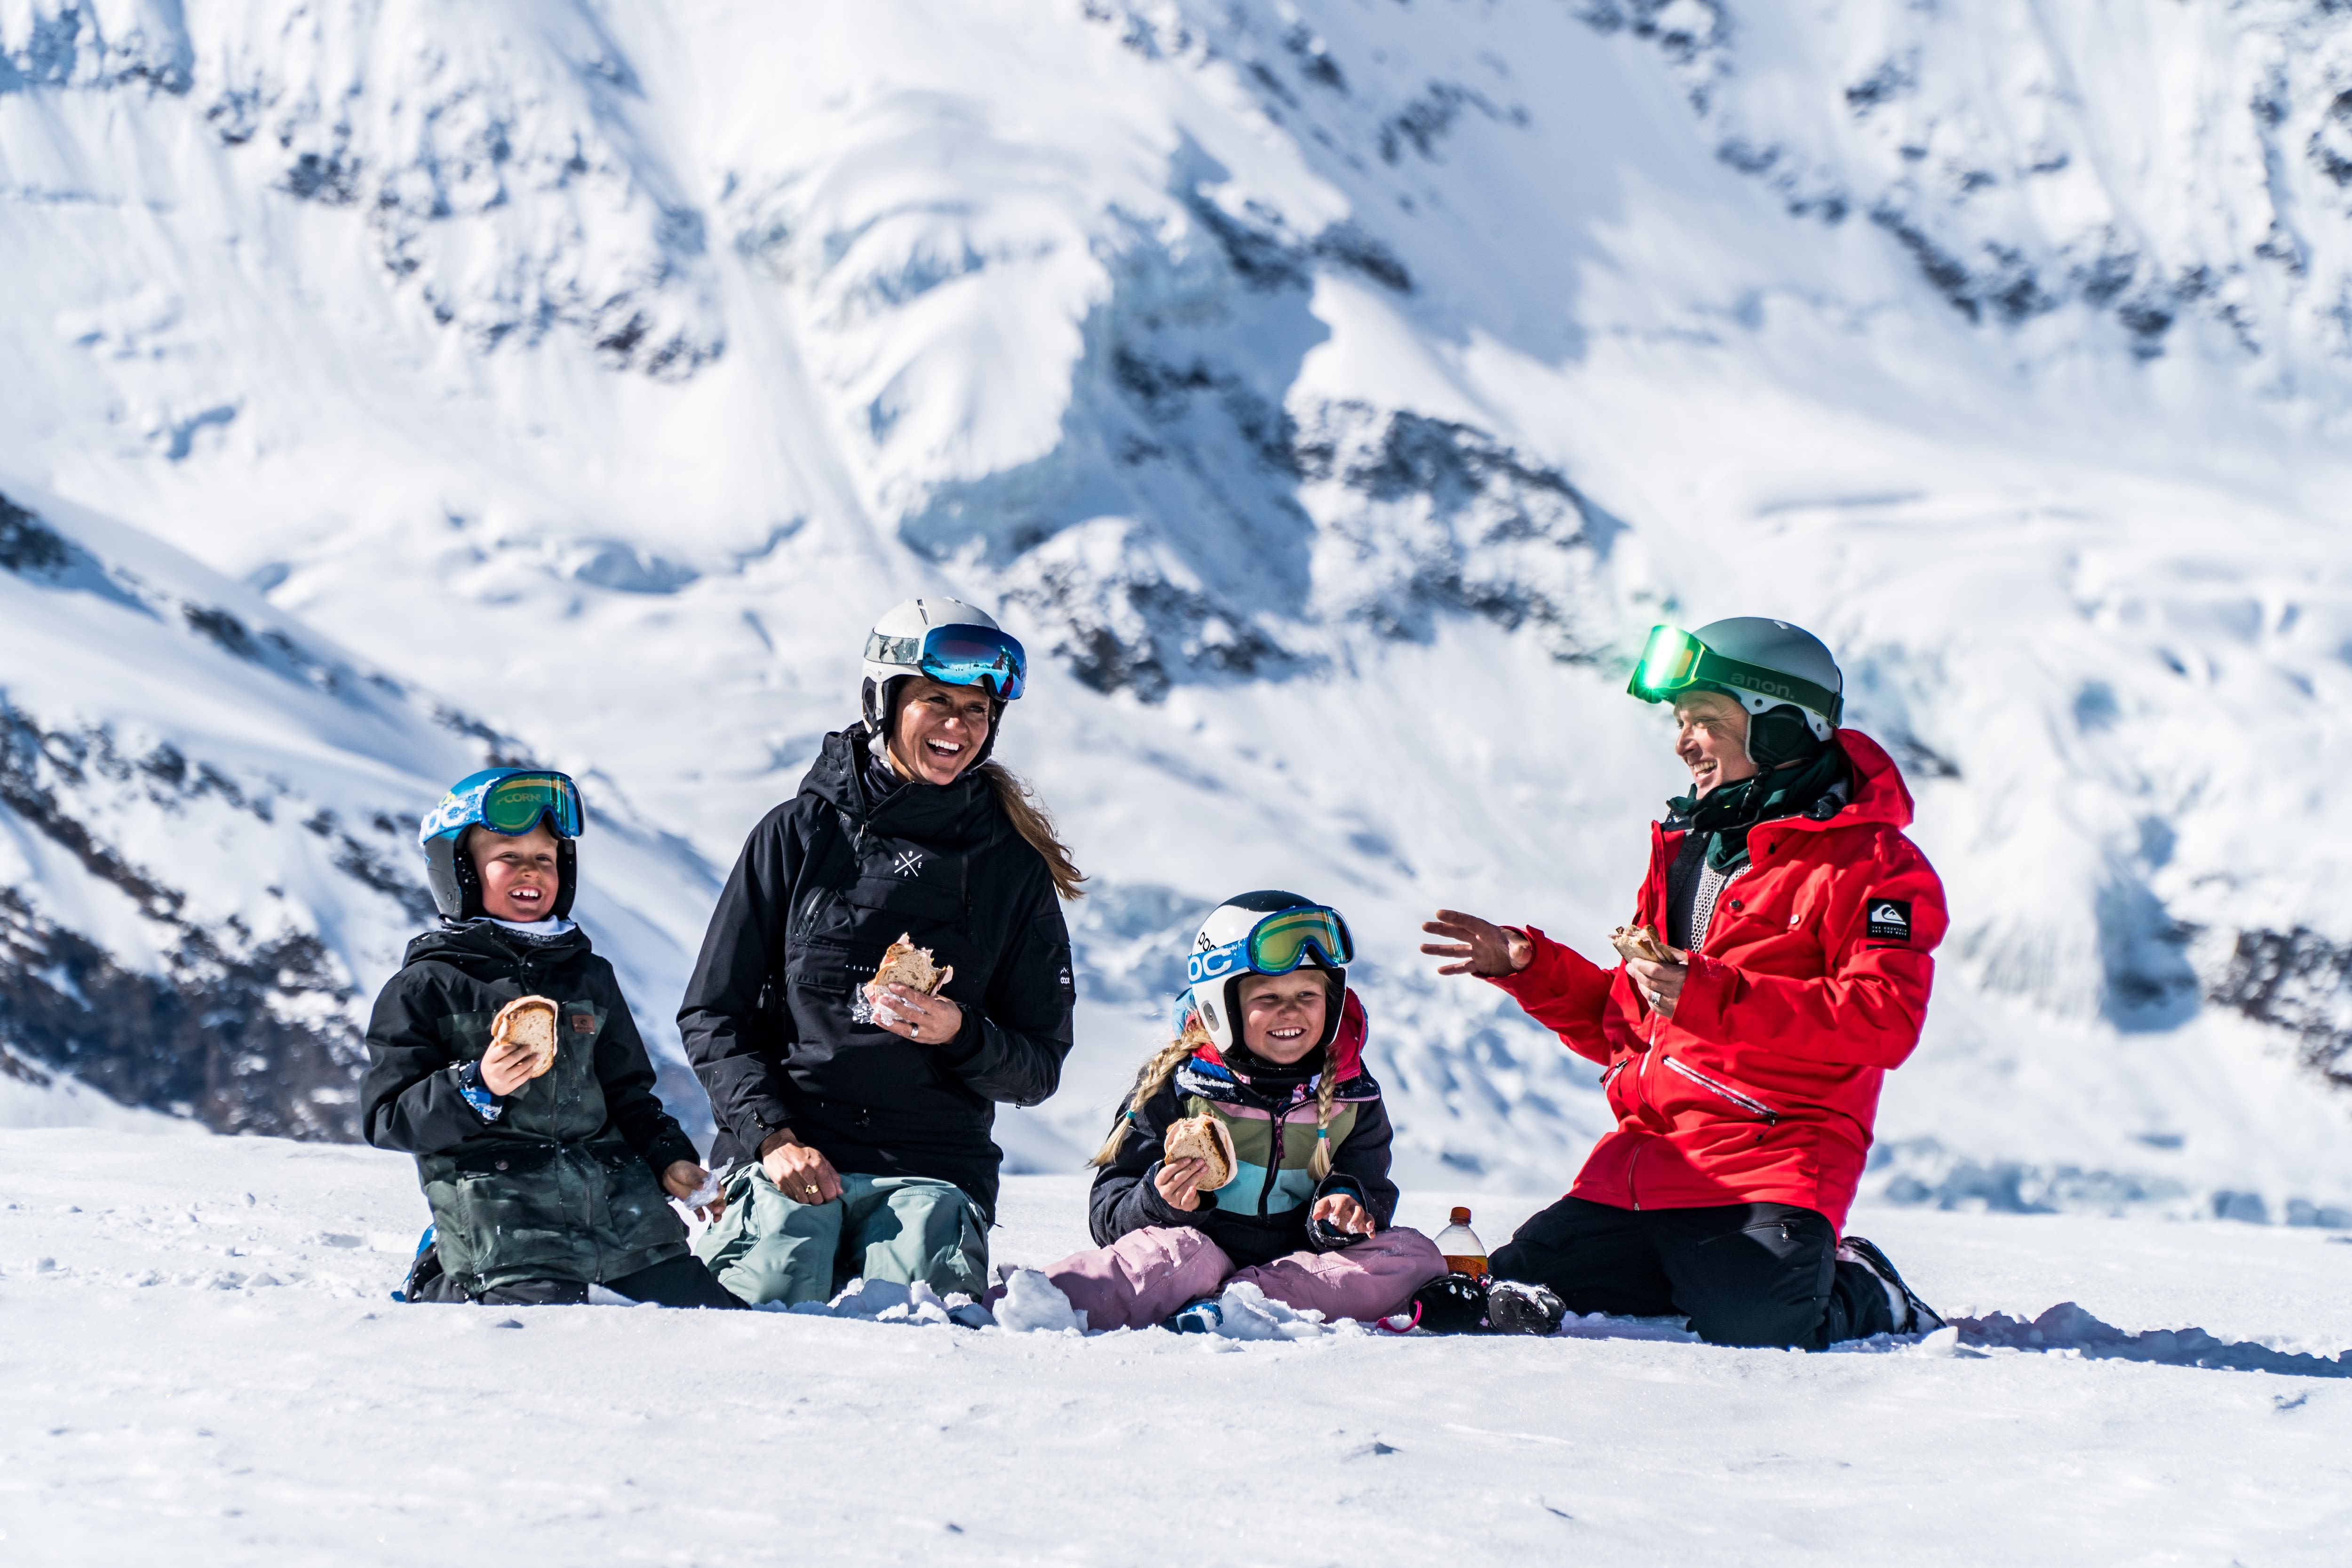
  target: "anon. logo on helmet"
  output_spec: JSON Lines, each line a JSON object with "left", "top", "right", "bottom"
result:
{"left": 1866, "top": 899, "right": 1913, "bottom": 941}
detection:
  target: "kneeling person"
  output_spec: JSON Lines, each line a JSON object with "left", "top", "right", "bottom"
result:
{"left": 1424, "top": 619, "right": 1946, "bottom": 1348}
{"left": 363, "top": 769, "right": 736, "bottom": 1309}
{"left": 1045, "top": 892, "right": 1444, "bottom": 1329}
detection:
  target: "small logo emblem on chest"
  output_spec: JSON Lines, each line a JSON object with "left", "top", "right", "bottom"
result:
{"left": 891, "top": 849, "right": 925, "bottom": 877}
{"left": 570, "top": 1013, "right": 596, "bottom": 1034}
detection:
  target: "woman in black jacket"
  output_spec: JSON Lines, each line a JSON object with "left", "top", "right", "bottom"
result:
{"left": 679, "top": 598, "right": 1082, "bottom": 1305}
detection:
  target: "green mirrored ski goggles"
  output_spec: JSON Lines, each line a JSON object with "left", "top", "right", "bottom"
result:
{"left": 1627, "top": 625, "right": 1843, "bottom": 724}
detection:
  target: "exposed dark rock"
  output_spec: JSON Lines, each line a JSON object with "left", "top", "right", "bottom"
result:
{"left": 1297, "top": 405, "right": 1622, "bottom": 662}
{"left": 0, "top": 492, "right": 72, "bottom": 575}
{"left": 2310, "top": 90, "right": 2352, "bottom": 186}
{"left": 1845, "top": 57, "right": 1916, "bottom": 114}
{"left": 282, "top": 147, "right": 362, "bottom": 206}
{"left": 0, "top": 888, "right": 364, "bottom": 1139}
{"left": 2213, "top": 927, "right": 2352, "bottom": 1090}
{"left": 1282, "top": 25, "right": 1346, "bottom": 94}
{"left": 0, "top": 700, "right": 443, "bottom": 1137}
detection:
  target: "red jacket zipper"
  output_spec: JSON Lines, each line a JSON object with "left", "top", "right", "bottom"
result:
{"left": 1661, "top": 1055, "right": 1781, "bottom": 1124}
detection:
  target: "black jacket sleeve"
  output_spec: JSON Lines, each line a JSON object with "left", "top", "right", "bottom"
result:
{"left": 930, "top": 871, "right": 1075, "bottom": 1106}
{"left": 677, "top": 802, "right": 806, "bottom": 1155}
{"left": 590, "top": 962, "right": 699, "bottom": 1175}
{"left": 1086, "top": 1078, "right": 1197, "bottom": 1246}
{"left": 360, "top": 967, "right": 492, "bottom": 1156}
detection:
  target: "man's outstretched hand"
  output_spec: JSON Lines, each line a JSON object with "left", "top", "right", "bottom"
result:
{"left": 1421, "top": 909, "right": 1533, "bottom": 978}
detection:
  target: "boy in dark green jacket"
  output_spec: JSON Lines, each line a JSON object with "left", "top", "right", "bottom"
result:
{"left": 362, "top": 768, "right": 737, "bottom": 1308}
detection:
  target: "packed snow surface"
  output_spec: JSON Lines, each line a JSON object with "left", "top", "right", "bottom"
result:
{"left": 2, "top": 1130, "right": 2349, "bottom": 1565}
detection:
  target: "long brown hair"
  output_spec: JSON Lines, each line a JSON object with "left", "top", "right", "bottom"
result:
{"left": 882, "top": 682, "right": 1085, "bottom": 902}
{"left": 974, "top": 760, "right": 1086, "bottom": 901}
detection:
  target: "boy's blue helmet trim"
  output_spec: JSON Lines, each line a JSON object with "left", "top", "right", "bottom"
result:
{"left": 420, "top": 769, "right": 586, "bottom": 845}
{"left": 419, "top": 768, "right": 584, "bottom": 922}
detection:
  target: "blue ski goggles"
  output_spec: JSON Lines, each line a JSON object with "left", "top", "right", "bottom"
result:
{"left": 1185, "top": 905, "right": 1355, "bottom": 988}
{"left": 866, "top": 623, "right": 1028, "bottom": 701}
{"left": 420, "top": 770, "right": 585, "bottom": 845}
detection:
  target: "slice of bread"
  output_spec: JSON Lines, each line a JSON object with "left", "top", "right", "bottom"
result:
{"left": 1162, "top": 1114, "right": 1238, "bottom": 1190}
{"left": 870, "top": 933, "right": 948, "bottom": 997}
{"left": 1608, "top": 924, "right": 1676, "bottom": 967}
{"left": 491, "top": 995, "right": 562, "bottom": 1079}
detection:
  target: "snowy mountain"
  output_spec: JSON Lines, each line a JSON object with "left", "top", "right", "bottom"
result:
{"left": 5, "top": 0, "right": 2352, "bottom": 1221}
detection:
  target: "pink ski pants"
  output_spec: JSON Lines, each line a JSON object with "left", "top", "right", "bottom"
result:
{"left": 1041, "top": 1224, "right": 1446, "bottom": 1332}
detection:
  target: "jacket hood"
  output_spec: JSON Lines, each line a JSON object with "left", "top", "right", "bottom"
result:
{"left": 801, "top": 724, "right": 1005, "bottom": 850}
{"left": 1819, "top": 726, "right": 1915, "bottom": 831}
{"left": 404, "top": 917, "right": 594, "bottom": 972}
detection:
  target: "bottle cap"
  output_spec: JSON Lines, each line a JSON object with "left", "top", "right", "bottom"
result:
{"left": 1450, "top": 1206, "right": 1471, "bottom": 1225}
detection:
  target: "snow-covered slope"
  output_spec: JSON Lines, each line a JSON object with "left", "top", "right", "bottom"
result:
{"left": 3, "top": 1130, "right": 2349, "bottom": 1566}
{"left": 4, "top": 1, "right": 2352, "bottom": 1218}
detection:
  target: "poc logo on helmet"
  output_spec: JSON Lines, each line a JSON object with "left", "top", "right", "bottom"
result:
{"left": 1187, "top": 947, "right": 1243, "bottom": 986}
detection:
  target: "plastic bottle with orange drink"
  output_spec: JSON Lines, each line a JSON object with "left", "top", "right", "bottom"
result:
{"left": 1433, "top": 1206, "right": 1489, "bottom": 1279}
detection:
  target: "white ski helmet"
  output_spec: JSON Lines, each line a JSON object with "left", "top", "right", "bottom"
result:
{"left": 1182, "top": 890, "right": 1354, "bottom": 1054}
{"left": 860, "top": 597, "right": 1028, "bottom": 766}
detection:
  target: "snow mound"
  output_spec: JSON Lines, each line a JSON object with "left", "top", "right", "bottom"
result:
{"left": 1201, "top": 1279, "right": 1331, "bottom": 1342}
{"left": 991, "top": 1267, "right": 1085, "bottom": 1334}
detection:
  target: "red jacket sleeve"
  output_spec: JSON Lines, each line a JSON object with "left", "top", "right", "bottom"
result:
{"left": 1486, "top": 927, "right": 1619, "bottom": 1067}
{"left": 1670, "top": 832, "right": 1947, "bottom": 1069}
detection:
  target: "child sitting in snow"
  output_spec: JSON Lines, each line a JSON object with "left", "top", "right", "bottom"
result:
{"left": 1032, "top": 891, "right": 1445, "bottom": 1329}
{"left": 361, "top": 768, "right": 738, "bottom": 1308}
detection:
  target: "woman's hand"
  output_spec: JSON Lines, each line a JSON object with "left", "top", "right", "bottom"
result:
{"left": 661, "top": 1161, "right": 726, "bottom": 1222}
{"left": 758, "top": 1129, "right": 842, "bottom": 1206}
{"left": 1153, "top": 1157, "right": 1208, "bottom": 1212}
{"left": 1626, "top": 951, "right": 1690, "bottom": 1019}
{"left": 1312, "top": 1193, "right": 1375, "bottom": 1236}
{"left": 1420, "top": 909, "right": 1534, "bottom": 977}
{"left": 477, "top": 1037, "right": 537, "bottom": 1097}
{"left": 872, "top": 982, "right": 965, "bottom": 1048}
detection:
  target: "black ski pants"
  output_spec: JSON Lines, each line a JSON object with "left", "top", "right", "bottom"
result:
{"left": 1490, "top": 1196, "right": 1895, "bottom": 1349}
{"left": 413, "top": 1252, "right": 744, "bottom": 1310}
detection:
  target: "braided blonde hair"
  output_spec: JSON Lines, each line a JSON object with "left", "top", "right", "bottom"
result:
{"left": 1090, "top": 1020, "right": 1210, "bottom": 1167}
{"left": 1306, "top": 1065, "right": 1340, "bottom": 1181}
{"left": 1092, "top": 979, "right": 1347, "bottom": 1177}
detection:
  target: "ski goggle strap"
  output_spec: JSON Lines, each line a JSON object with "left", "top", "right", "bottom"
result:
{"left": 1627, "top": 625, "right": 1843, "bottom": 724}
{"left": 1186, "top": 906, "right": 1355, "bottom": 987}
{"left": 865, "top": 624, "right": 1028, "bottom": 701}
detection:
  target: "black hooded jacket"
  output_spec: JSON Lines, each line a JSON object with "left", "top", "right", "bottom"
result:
{"left": 360, "top": 920, "right": 700, "bottom": 1290}
{"left": 677, "top": 726, "right": 1076, "bottom": 1218}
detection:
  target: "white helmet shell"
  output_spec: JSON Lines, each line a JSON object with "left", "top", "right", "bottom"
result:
{"left": 860, "top": 597, "right": 1005, "bottom": 731}
{"left": 1184, "top": 890, "right": 1347, "bottom": 1054}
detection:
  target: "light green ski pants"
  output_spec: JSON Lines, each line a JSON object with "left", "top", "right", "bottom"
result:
{"left": 693, "top": 1165, "right": 988, "bottom": 1307}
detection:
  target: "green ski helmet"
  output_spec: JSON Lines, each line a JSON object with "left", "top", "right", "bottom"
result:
{"left": 1628, "top": 617, "right": 1843, "bottom": 770}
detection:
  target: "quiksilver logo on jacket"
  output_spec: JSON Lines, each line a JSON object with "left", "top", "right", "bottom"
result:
{"left": 1866, "top": 899, "right": 1912, "bottom": 940}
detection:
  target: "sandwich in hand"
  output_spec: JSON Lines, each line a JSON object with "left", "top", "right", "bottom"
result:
{"left": 491, "top": 995, "right": 562, "bottom": 1080}
{"left": 1608, "top": 924, "right": 1678, "bottom": 967}
{"left": 868, "top": 933, "right": 952, "bottom": 1000}
{"left": 1162, "top": 1114, "right": 1237, "bottom": 1191}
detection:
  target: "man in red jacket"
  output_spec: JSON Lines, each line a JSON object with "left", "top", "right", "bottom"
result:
{"left": 1424, "top": 618, "right": 1946, "bottom": 1348}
